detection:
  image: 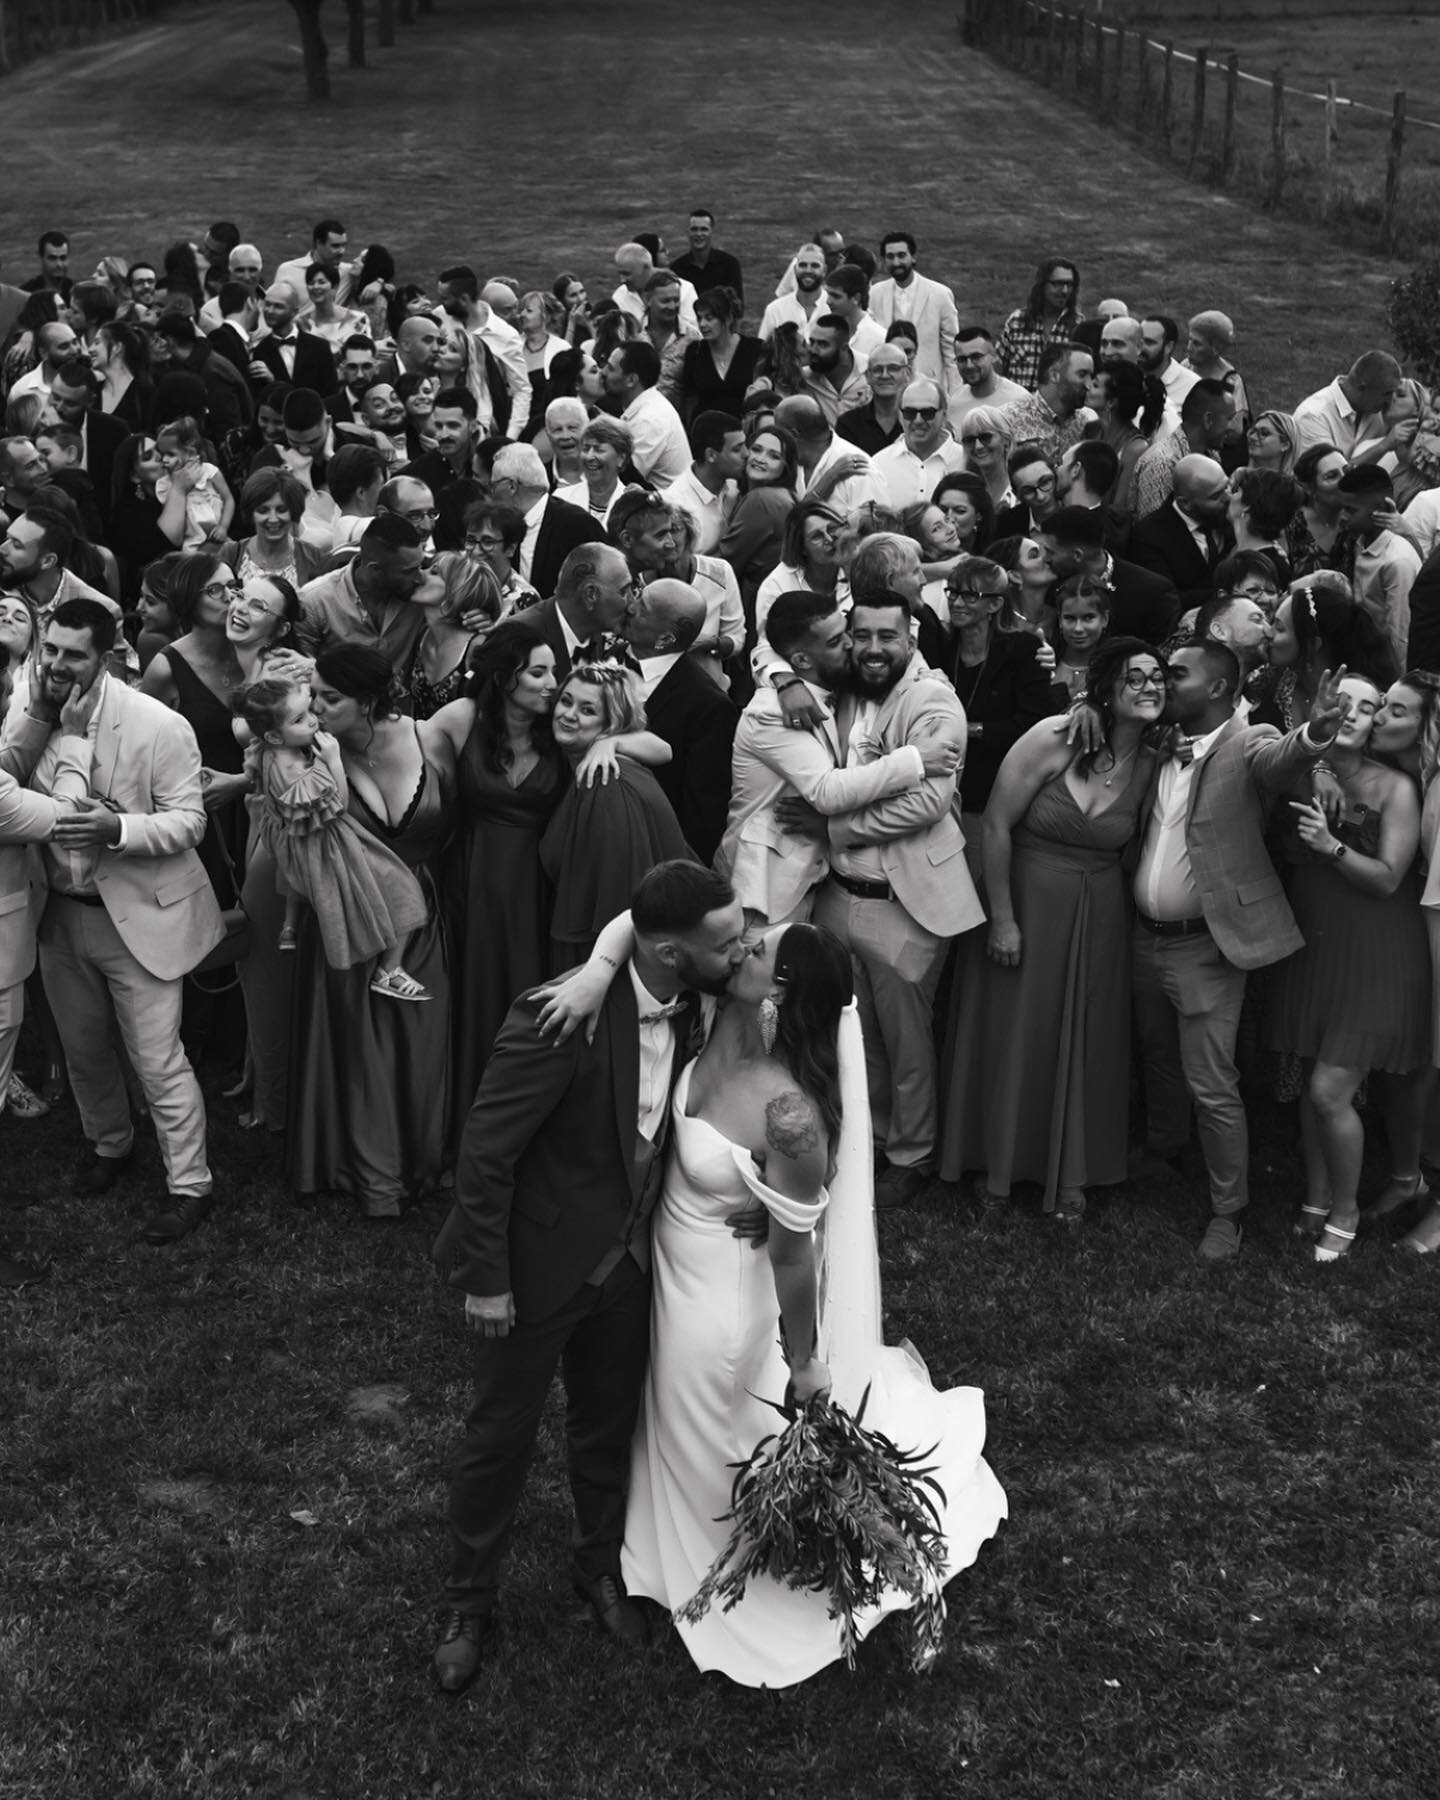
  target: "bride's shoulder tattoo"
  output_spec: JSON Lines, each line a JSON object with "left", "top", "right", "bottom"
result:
{"left": 765, "top": 1089, "right": 818, "bottom": 1159}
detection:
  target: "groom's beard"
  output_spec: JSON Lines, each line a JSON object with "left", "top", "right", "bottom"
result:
{"left": 672, "top": 955, "right": 730, "bottom": 998}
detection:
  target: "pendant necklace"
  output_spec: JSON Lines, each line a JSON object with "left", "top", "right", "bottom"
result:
{"left": 1102, "top": 745, "right": 1138, "bottom": 788}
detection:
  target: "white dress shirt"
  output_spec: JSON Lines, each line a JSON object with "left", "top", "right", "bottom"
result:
{"left": 516, "top": 493, "right": 548, "bottom": 580}
{"left": 660, "top": 468, "right": 735, "bottom": 555}
{"left": 870, "top": 436, "right": 967, "bottom": 511}
{"left": 620, "top": 388, "right": 691, "bottom": 484}
{"left": 758, "top": 290, "right": 822, "bottom": 342}
{"left": 630, "top": 962, "right": 682, "bottom": 1141}
{"left": 1133, "top": 723, "right": 1229, "bottom": 921}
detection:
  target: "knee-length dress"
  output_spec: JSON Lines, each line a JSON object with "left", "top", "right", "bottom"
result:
{"left": 1267, "top": 803, "right": 1430, "bottom": 1073}
{"left": 939, "top": 767, "right": 1144, "bottom": 1205}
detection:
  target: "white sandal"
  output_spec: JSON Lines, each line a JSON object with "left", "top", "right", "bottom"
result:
{"left": 370, "top": 967, "right": 432, "bottom": 1003}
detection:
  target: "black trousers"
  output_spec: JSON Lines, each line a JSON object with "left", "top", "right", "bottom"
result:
{"left": 443, "top": 1253, "right": 651, "bottom": 1614}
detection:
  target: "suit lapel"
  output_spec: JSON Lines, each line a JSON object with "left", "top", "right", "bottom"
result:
{"left": 90, "top": 678, "right": 122, "bottom": 801}
{"left": 609, "top": 974, "right": 642, "bottom": 1199}
{"left": 1184, "top": 713, "right": 1243, "bottom": 831}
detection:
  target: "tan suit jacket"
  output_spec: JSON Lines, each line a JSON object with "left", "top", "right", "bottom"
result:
{"left": 829, "top": 660, "right": 984, "bottom": 938}
{"left": 39, "top": 680, "right": 225, "bottom": 981}
{"left": 0, "top": 715, "right": 90, "bottom": 988}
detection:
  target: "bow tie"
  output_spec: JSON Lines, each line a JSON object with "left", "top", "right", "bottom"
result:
{"left": 1172, "top": 735, "right": 1199, "bottom": 767}
{"left": 638, "top": 990, "right": 695, "bottom": 1026}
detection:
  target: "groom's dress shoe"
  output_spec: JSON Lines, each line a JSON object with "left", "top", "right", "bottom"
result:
{"left": 573, "top": 1572, "right": 649, "bottom": 1645}
{"left": 433, "top": 1610, "right": 494, "bottom": 1692}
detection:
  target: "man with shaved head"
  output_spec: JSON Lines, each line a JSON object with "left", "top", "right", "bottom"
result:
{"left": 1134, "top": 378, "right": 1237, "bottom": 518}
{"left": 249, "top": 282, "right": 337, "bottom": 397}
{"left": 870, "top": 376, "right": 965, "bottom": 510}
{"left": 774, "top": 394, "right": 876, "bottom": 515}
{"left": 612, "top": 242, "right": 697, "bottom": 333}
{"left": 1128, "top": 453, "right": 1236, "bottom": 609}
{"left": 759, "top": 243, "right": 827, "bottom": 340}
{"left": 7, "top": 321, "right": 83, "bottom": 403}
{"left": 1293, "top": 350, "right": 1405, "bottom": 460}
{"left": 1098, "top": 314, "right": 1143, "bottom": 368}
{"left": 624, "top": 577, "right": 738, "bottom": 863}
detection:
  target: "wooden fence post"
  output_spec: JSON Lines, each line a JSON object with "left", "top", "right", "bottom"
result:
{"left": 1189, "top": 47, "right": 1208, "bottom": 170}
{"left": 398, "top": 0, "right": 415, "bottom": 23}
{"left": 1161, "top": 40, "right": 1175, "bottom": 148}
{"left": 1113, "top": 24, "right": 1126, "bottom": 125}
{"left": 0, "top": 0, "right": 10, "bottom": 73}
{"left": 1324, "top": 79, "right": 1337, "bottom": 169}
{"left": 378, "top": 0, "right": 396, "bottom": 44}
{"left": 1383, "top": 90, "right": 1407, "bottom": 251}
{"left": 1092, "top": 16, "right": 1105, "bottom": 113}
{"left": 1221, "top": 52, "right": 1239, "bottom": 182}
{"left": 1137, "top": 30, "right": 1152, "bottom": 131}
{"left": 1042, "top": 1, "right": 1055, "bottom": 87}
{"left": 1269, "top": 69, "right": 1286, "bottom": 206}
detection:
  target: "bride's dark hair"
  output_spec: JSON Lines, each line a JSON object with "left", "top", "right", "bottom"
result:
{"left": 772, "top": 924, "right": 853, "bottom": 1146}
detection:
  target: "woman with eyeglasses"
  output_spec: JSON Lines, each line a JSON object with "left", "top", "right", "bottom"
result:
{"left": 1084, "top": 362, "right": 1165, "bottom": 516}
{"left": 1245, "top": 410, "right": 1298, "bottom": 478}
{"left": 940, "top": 639, "right": 1164, "bottom": 1220}
{"left": 956, "top": 406, "right": 1015, "bottom": 512}
{"left": 1288, "top": 442, "right": 1350, "bottom": 577}
{"left": 753, "top": 498, "right": 846, "bottom": 646}
{"left": 462, "top": 498, "right": 537, "bottom": 612}
{"left": 1265, "top": 673, "right": 1430, "bottom": 1262}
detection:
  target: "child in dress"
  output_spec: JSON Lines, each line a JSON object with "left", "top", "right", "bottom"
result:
{"left": 155, "top": 415, "right": 235, "bottom": 551}
{"left": 236, "top": 678, "right": 432, "bottom": 1002}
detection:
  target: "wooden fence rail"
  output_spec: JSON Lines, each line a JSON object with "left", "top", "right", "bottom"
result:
{"left": 961, "top": 0, "right": 1435, "bottom": 256}
{"left": 0, "top": 0, "right": 160, "bottom": 72}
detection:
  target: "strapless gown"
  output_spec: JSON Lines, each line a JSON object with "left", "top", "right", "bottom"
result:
{"left": 621, "top": 1063, "right": 1007, "bottom": 1688}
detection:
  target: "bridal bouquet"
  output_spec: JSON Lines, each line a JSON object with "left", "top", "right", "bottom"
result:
{"left": 676, "top": 1385, "right": 949, "bottom": 1673}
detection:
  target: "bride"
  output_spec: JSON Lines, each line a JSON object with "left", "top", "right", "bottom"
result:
{"left": 541, "top": 916, "right": 1006, "bottom": 1687}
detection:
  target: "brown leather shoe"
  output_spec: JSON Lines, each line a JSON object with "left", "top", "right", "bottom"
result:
{"left": 433, "top": 1610, "right": 495, "bottom": 1693}
{"left": 572, "top": 1572, "right": 649, "bottom": 1645}
{"left": 140, "top": 1193, "right": 214, "bottom": 1245}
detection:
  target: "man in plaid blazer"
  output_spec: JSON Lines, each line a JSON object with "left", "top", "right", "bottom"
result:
{"left": 1129, "top": 640, "right": 1346, "bottom": 1261}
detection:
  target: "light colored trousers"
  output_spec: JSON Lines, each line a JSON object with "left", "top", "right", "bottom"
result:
{"left": 40, "top": 896, "right": 212, "bottom": 1196}
{"left": 0, "top": 980, "right": 20, "bottom": 1106}
{"left": 815, "top": 881, "right": 948, "bottom": 1170}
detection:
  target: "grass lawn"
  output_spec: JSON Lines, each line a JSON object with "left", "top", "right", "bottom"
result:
{"left": 3, "top": 4, "right": 1438, "bottom": 1796}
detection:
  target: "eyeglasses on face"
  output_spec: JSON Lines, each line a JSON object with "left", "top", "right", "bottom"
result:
{"left": 1015, "top": 475, "right": 1056, "bottom": 501}
{"left": 961, "top": 432, "right": 995, "bottom": 447}
{"left": 202, "top": 579, "right": 245, "bottom": 599}
{"left": 900, "top": 406, "right": 939, "bottom": 423}
{"left": 465, "top": 533, "right": 506, "bottom": 551}
{"left": 1231, "top": 583, "right": 1279, "bottom": 600}
{"left": 400, "top": 506, "right": 438, "bottom": 522}
{"left": 946, "top": 587, "right": 1009, "bottom": 604}
{"left": 1121, "top": 668, "right": 1167, "bottom": 691}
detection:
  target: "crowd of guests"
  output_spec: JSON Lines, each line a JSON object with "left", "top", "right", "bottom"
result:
{"left": 4, "top": 215, "right": 1440, "bottom": 1284}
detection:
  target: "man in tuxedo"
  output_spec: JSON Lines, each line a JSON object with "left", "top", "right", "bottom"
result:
{"left": 25, "top": 599, "right": 224, "bottom": 1243}
{"left": 1127, "top": 454, "right": 1235, "bottom": 610}
{"left": 718, "top": 591, "right": 956, "bottom": 927}
{"left": 524, "top": 543, "right": 639, "bottom": 678}
{"left": 43, "top": 368, "right": 127, "bottom": 529}
{"left": 992, "top": 444, "right": 1060, "bottom": 541}
{"left": 1036, "top": 506, "right": 1179, "bottom": 646}
{"left": 153, "top": 313, "right": 252, "bottom": 436}
{"left": 810, "top": 593, "right": 982, "bottom": 1209}
{"left": 868, "top": 231, "right": 959, "bottom": 392}
{"left": 326, "top": 336, "right": 379, "bottom": 427}
{"left": 247, "top": 285, "right": 338, "bottom": 400}
{"left": 1130, "top": 642, "right": 1343, "bottom": 1261}
{"left": 206, "top": 281, "right": 263, "bottom": 380}
{"left": 489, "top": 443, "right": 608, "bottom": 600}
{"left": 432, "top": 860, "right": 747, "bottom": 1689}
{"left": 625, "top": 579, "right": 737, "bottom": 864}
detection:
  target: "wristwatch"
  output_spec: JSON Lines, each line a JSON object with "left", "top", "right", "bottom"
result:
{"left": 1332, "top": 842, "right": 1348, "bottom": 861}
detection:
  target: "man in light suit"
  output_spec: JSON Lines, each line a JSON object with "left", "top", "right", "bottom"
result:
{"left": 1131, "top": 640, "right": 1344, "bottom": 1261}
{"left": 717, "top": 591, "right": 959, "bottom": 927}
{"left": 0, "top": 644, "right": 97, "bottom": 1284}
{"left": 27, "top": 599, "right": 225, "bottom": 1244}
{"left": 809, "top": 593, "right": 983, "bottom": 1208}
{"left": 868, "top": 231, "right": 960, "bottom": 393}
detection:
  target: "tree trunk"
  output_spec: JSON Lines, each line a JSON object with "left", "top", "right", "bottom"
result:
{"left": 378, "top": 0, "right": 395, "bottom": 44}
{"left": 289, "top": 0, "right": 331, "bottom": 100}
{"left": 345, "top": 0, "right": 364, "bottom": 66}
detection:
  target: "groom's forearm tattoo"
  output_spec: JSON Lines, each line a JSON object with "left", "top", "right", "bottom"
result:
{"left": 766, "top": 1091, "right": 818, "bottom": 1159}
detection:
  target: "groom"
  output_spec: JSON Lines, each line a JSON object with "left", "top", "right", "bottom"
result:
{"left": 431, "top": 860, "right": 747, "bottom": 1693}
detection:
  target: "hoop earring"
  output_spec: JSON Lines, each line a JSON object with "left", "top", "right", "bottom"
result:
{"left": 758, "top": 994, "right": 779, "bottom": 1056}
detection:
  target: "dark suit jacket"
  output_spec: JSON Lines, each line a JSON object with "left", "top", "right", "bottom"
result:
{"left": 529, "top": 494, "right": 609, "bottom": 601}
{"left": 1406, "top": 543, "right": 1440, "bottom": 674}
{"left": 184, "top": 340, "right": 253, "bottom": 435}
{"left": 81, "top": 409, "right": 129, "bottom": 521}
{"left": 1107, "top": 556, "right": 1180, "bottom": 646}
{"left": 249, "top": 328, "right": 338, "bottom": 399}
{"left": 207, "top": 323, "right": 252, "bottom": 380}
{"left": 993, "top": 501, "right": 1039, "bottom": 543}
{"left": 400, "top": 450, "right": 484, "bottom": 552}
{"left": 943, "top": 628, "right": 1062, "bottom": 815}
{"left": 523, "top": 597, "right": 576, "bottom": 677}
{"left": 434, "top": 978, "right": 700, "bottom": 1321}
{"left": 1128, "top": 501, "right": 1232, "bottom": 611}
{"left": 642, "top": 655, "right": 739, "bottom": 865}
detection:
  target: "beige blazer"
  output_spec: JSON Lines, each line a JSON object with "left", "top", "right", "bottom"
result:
{"left": 716, "top": 682, "right": 927, "bottom": 923}
{"left": 868, "top": 272, "right": 961, "bottom": 391}
{"left": 44, "top": 679, "right": 225, "bottom": 981}
{"left": 0, "top": 715, "right": 90, "bottom": 989}
{"left": 829, "top": 660, "right": 984, "bottom": 939}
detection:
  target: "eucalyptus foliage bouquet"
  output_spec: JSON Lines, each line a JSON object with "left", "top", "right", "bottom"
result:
{"left": 676, "top": 1383, "right": 949, "bottom": 1673}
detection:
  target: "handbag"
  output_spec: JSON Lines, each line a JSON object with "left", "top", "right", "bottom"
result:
{"left": 187, "top": 812, "right": 252, "bottom": 992}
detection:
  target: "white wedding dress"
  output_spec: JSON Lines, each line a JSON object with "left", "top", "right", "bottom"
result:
{"left": 621, "top": 1007, "right": 1007, "bottom": 1687}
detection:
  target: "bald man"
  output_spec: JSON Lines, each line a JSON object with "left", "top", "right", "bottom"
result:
{"left": 1098, "top": 315, "right": 1143, "bottom": 367}
{"left": 1128, "top": 453, "right": 1236, "bottom": 609}
{"left": 611, "top": 242, "right": 697, "bottom": 333}
{"left": 625, "top": 578, "right": 738, "bottom": 863}
{"left": 870, "top": 377, "right": 966, "bottom": 510}
{"left": 1294, "top": 350, "right": 1405, "bottom": 461}
{"left": 248, "top": 283, "right": 337, "bottom": 397}
{"left": 774, "top": 394, "right": 876, "bottom": 516}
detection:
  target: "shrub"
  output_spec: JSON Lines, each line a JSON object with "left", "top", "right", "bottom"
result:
{"left": 1387, "top": 258, "right": 1440, "bottom": 387}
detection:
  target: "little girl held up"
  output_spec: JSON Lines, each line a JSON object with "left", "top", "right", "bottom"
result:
{"left": 155, "top": 414, "right": 235, "bottom": 550}
{"left": 236, "top": 678, "right": 432, "bottom": 1002}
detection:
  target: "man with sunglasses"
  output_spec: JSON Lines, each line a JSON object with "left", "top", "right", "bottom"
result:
{"left": 870, "top": 378, "right": 966, "bottom": 511}
{"left": 947, "top": 326, "right": 1026, "bottom": 434}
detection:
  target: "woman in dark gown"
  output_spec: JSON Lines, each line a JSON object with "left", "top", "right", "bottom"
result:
{"left": 676, "top": 287, "right": 765, "bottom": 429}
{"left": 289, "top": 646, "right": 455, "bottom": 1218}
{"left": 940, "top": 639, "right": 1164, "bottom": 1220}
{"left": 430, "top": 624, "right": 678, "bottom": 1138}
